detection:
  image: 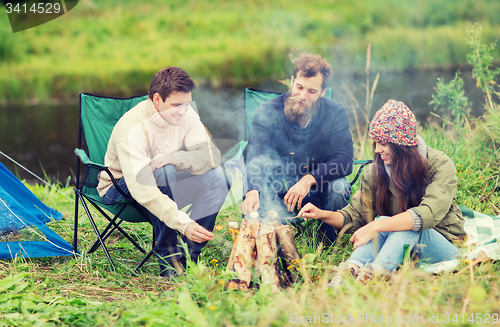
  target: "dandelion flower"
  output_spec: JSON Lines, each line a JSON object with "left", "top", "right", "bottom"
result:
{"left": 215, "top": 224, "right": 223, "bottom": 231}
{"left": 209, "top": 305, "right": 217, "bottom": 310}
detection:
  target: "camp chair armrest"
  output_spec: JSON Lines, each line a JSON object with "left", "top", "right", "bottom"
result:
{"left": 74, "top": 148, "right": 106, "bottom": 170}
{"left": 350, "top": 159, "right": 373, "bottom": 186}
{"left": 74, "top": 148, "right": 130, "bottom": 199}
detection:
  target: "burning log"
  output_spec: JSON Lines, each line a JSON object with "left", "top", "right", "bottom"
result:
{"left": 276, "top": 225, "right": 301, "bottom": 283}
{"left": 226, "top": 219, "right": 259, "bottom": 290}
{"left": 256, "top": 223, "right": 281, "bottom": 292}
{"left": 227, "top": 214, "right": 301, "bottom": 291}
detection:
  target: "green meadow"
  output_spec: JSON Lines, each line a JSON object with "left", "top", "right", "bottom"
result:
{"left": 2, "top": 0, "right": 500, "bottom": 104}
{"left": 1, "top": 86, "right": 499, "bottom": 326}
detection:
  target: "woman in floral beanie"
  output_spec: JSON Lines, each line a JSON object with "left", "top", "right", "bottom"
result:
{"left": 298, "top": 99, "right": 466, "bottom": 287}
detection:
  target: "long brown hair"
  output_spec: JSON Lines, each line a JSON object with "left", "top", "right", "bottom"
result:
{"left": 373, "top": 142, "right": 428, "bottom": 215}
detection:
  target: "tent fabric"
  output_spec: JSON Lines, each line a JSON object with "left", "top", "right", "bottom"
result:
{"left": 0, "top": 162, "right": 74, "bottom": 259}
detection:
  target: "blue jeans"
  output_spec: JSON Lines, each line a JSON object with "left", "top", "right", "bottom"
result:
{"left": 259, "top": 172, "right": 351, "bottom": 245}
{"left": 103, "top": 165, "right": 229, "bottom": 267}
{"left": 346, "top": 216, "right": 459, "bottom": 273}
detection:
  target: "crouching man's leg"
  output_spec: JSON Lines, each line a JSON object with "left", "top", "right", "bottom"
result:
{"left": 178, "top": 166, "right": 229, "bottom": 262}
{"left": 101, "top": 173, "right": 182, "bottom": 277}
{"left": 153, "top": 165, "right": 229, "bottom": 276}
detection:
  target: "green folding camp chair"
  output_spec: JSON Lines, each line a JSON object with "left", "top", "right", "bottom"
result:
{"left": 74, "top": 93, "right": 239, "bottom": 271}
{"left": 74, "top": 93, "right": 155, "bottom": 271}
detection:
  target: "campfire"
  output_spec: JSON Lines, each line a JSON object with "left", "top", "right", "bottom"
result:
{"left": 226, "top": 210, "right": 302, "bottom": 292}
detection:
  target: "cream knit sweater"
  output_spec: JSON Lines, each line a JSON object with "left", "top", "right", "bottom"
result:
{"left": 97, "top": 99, "right": 221, "bottom": 234}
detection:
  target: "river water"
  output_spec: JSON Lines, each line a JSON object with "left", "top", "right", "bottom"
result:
{"left": 0, "top": 69, "right": 485, "bottom": 184}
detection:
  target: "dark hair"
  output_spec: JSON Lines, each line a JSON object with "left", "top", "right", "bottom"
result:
{"left": 293, "top": 53, "right": 333, "bottom": 90}
{"left": 148, "top": 67, "right": 196, "bottom": 101}
{"left": 373, "top": 142, "right": 428, "bottom": 215}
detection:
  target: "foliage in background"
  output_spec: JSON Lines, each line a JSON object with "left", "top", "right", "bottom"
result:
{"left": 2, "top": 0, "right": 500, "bottom": 104}
{"left": 467, "top": 24, "right": 500, "bottom": 111}
{"left": 341, "top": 44, "right": 380, "bottom": 160}
{"left": 429, "top": 72, "right": 469, "bottom": 141}
{"left": 426, "top": 24, "right": 499, "bottom": 213}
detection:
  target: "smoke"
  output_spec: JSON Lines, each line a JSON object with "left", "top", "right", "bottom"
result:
{"left": 193, "top": 85, "right": 245, "bottom": 155}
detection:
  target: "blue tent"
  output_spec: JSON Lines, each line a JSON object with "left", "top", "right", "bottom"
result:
{"left": 0, "top": 162, "right": 74, "bottom": 259}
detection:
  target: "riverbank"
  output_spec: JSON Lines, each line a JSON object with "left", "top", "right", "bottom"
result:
{"left": 2, "top": 0, "right": 500, "bottom": 104}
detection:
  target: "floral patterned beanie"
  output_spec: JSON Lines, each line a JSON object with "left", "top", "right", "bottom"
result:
{"left": 369, "top": 99, "right": 418, "bottom": 146}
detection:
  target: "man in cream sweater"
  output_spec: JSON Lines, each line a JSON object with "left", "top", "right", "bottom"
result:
{"left": 97, "top": 67, "right": 228, "bottom": 277}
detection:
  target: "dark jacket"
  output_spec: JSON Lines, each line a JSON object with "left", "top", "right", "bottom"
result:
{"left": 340, "top": 146, "right": 466, "bottom": 242}
{"left": 246, "top": 92, "right": 354, "bottom": 192}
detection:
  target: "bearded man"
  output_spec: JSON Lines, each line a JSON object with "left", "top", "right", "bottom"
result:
{"left": 241, "top": 53, "right": 354, "bottom": 244}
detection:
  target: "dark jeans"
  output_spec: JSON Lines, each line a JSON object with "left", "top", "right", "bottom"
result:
{"left": 258, "top": 172, "right": 351, "bottom": 245}
{"left": 103, "top": 165, "right": 229, "bottom": 268}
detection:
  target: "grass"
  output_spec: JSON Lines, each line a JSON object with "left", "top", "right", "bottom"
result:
{"left": 2, "top": 0, "right": 500, "bottom": 104}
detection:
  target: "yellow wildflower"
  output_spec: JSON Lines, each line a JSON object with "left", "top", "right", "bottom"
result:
{"left": 209, "top": 305, "right": 217, "bottom": 310}
{"left": 215, "top": 225, "right": 223, "bottom": 231}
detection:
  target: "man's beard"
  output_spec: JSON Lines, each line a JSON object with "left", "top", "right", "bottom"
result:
{"left": 284, "top": 95, "right": 318, "bottom": 125}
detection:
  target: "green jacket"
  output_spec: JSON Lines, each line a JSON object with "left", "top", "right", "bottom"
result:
{"left": 340, "top": 146, "right": 466, "bottom": 242}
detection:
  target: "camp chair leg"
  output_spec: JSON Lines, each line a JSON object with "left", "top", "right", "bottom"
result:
{"left": 78, "top": 195, "right": 115, "bottom": 270}
{"left": 88, "top": 216, "right": 148, "bottom": 255}
{"left": 89, "top": 202, "right": 147, "bottom": 254}
{"left": 87, "top": 216, "right": 123, "bottom": 254}
{"left": 134, "top": 250, "right": 155, "bottom": 272}
{"left": 73, "top": 193, "right": 80, "bottom": 255}
{"left": 87, "top": 203, "right": 127, "bottom": 254}
{"left": 132, "top": 229, "right": 156, "bottom": 273}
